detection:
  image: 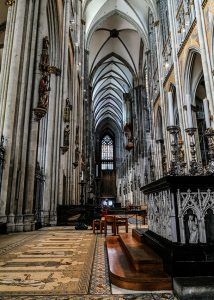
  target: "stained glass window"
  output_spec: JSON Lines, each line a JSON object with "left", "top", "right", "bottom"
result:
{"left": 101, "top": 135, "right": 114, "bottom": 170}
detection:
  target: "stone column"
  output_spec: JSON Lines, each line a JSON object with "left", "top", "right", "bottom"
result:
{"left": 8, "top": 0, "right": 40, "bottom": 233}
{"left": 167, "top": 0, "right": 190, "bottom": 164}
{"left": 23, "top": 0, "right": 48, "bottom": 231}
{"left": 50, "top": 0, "right": 70, "bottom": 224}
{"left": 0, "top": 1, "right": 27, "bottom": 226}
{"left": 153, "top": 21, "right": 172, "bottom": 172}
{"left": 57, "top": 0, "right": 71, "bottom": 207}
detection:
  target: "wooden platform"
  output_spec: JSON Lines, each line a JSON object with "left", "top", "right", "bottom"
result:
{"left": 106, "top": 233, "right": 172, "bottom": 291}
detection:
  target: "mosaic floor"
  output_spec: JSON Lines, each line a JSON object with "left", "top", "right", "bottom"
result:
{"left": 0, "top": 227, "right": 177, "bottom": 300}
{"left": 0, "top": 229, "right": 96, "bottom": 296}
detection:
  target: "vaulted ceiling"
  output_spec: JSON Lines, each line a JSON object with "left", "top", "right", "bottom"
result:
{"left": 83, "top": 0, "right": 157, "bottom": 130}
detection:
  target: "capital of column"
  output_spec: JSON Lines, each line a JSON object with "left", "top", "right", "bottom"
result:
{"left": 145, "top": 49, "right": 151, "bottom": 55}
{"left": 6, "top": 0, "right": 15, "bottom": 6}
{"left": 154, "top": 20, "right": 159, "bottom": 27}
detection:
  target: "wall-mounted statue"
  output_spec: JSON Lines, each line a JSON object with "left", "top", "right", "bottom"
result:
{"left": 73, "top": 146, "right": 80, "bottom": 168}
{"left": 63, "top": 98, "right": 72, "bottom": 123}
{"left": 75, "top": 126, "right": 79, "bottom": 145}
{"left": 124, "top": 123, "right": 134, "bottom": 151}
{"left": 64, "top": 125, "right": 70, "bottom": 147}
{"left": 39, "top": 36, "right": 49, "bottom": 74}
{"left": 34, "top": 36, "right": 61, "bottom": 121}
{"left": 38, "top": 75, "right": 50, "bottom": 109}
{"left": 188, "top": 214, "right": 199, "bottom": 243}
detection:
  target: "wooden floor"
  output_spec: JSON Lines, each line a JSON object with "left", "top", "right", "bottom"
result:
{"left": 106, "top": 233, "right": 172, "bottom": 291}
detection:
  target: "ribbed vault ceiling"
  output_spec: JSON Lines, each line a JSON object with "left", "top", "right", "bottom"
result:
{"left": 84, "top": 0, "right": 156, "bottom": 130}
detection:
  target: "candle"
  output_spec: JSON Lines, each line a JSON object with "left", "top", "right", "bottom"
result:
{"left": 167, "top": 92, "right": 174, "bottom": 126}
{"left": 203, "top": 98, "right": 211, "bottom": 129}
{"left": 96, "top": 165, "right": 98, "bottom": 177}
{"left": 81, "top": 171, "right": 83, "bottom": 181}
{"left": 186, "top": 94, "right": 193, "bottom": 128}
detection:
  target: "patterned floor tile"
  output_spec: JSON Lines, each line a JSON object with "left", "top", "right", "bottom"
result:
{"left": 0, "top": 229, "right": 176, "bottom": 299}
{"left": 89, "top": 235, "right": 111, "bottom": 295}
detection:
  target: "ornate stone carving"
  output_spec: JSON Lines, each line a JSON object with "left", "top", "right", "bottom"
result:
{"left": 60, "top": 125, "right": 70, "bottom": 154}
{"left": 177, "top": 189, "right": 214, "bottom": 243}
{"left": 63, "top": 98, "right": 72, "bottom": 123}
{"left": 124, "top": 123, "right": 133, "bottom": 151}
{"left": 34, "top": 37, "right": 61, "bottom": 121}
{"left": 0, "top": 136, "right": 5, "bottom": 165}
{"left": 188, "top": 214, "right": 199, "bottom": 243}
{"left": 147, "top": 190, "right": 174, "bottom": 241}
{"left": 185, "top": 128, "right": 204, "bottom": 176}
{"left": 75, "top": 126, "right": 79, "bottom": 145}
{"left": 73, "top": 147, "right": 80, "bottom": 168}
{"left": 167, "top": 126, "right": 186, "bottom": 176}
{"left": 48, "top": 66, "right": 61, "bottom": 76}
{"left": 205, "top": 128, "right": 214, "bottom": 175}
{"left": 64, "top": 125, "right": 70, "bottom": 146}
{"left": 5, "top": 0, "right": 15, "bottom": 6}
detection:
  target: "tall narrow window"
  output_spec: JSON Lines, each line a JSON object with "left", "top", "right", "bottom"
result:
{"left": 101, "top": 135, "right": 114, "bottom": 170}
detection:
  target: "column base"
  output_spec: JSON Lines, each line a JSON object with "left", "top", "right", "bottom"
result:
{"left": 7, "top": 214, "right": 15, "bottom": 233}
{"left": 15, "top": 215, "right": 24, "bottom": 232}
{"left": 0, "top": 215, "right": 7, "bottom": 223}
{"left": 0, "top": 215, "right": 7, "bottom": 233}
{"left": 49, "top": 212, "right": 57, "bottom": 226}
{"left": 23, "top": 214, "right": 34, "bottom": 232}
{"left": 40, "top": 211, "right": 50, "bottom": 227}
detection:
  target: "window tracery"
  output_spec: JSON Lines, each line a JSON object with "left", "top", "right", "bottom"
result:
{"left": 101, "top": 135, "right": 114, "bottom": 170}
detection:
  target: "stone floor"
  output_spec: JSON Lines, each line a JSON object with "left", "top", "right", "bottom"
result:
{"left": 0, "top": 225, "right": 177, "bottom": 300}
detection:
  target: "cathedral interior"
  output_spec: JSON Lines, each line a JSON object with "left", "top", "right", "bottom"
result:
{"left": 0, "top": 0, "right": 214, "bottom": 299}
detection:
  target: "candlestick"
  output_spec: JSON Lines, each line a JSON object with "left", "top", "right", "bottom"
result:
{"left": 185, "top": 128, "right": 204, "bottom": 175}
{"left": 186, "top": 94, "right": 193, "bottom": 128}
{"left": 205, "top": 128, "right": 214, "bottom": 175}
{"left": 167, "top": 125, "right": 186, "bottom": 176}
{"left": 96, "top": 164, "right": 98, "bottom": 177}
{"left": 168, "top": 92, "right": 175, "bottom": 126}
{"left": 203, "top": 98, "right": 211, "bottom": 129}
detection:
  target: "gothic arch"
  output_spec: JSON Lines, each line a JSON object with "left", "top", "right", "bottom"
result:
{"left": 183, "top": 47, "right": 202, "bottom": 102}
{"left": 83, "top": 0, "right": 158, "bottom": 20}
{"left": 169, "top": 83, "right": 179, "bottom": 125}
{"left": 155, "top": 106, "right": 163, "bottom": 141}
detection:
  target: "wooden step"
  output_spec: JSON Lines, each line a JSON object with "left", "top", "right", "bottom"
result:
{"left": 119, "top": 233, "right": 163, "bottom": 272}
{"left": 106, "top": 235, "right": 172, "bottom": 291}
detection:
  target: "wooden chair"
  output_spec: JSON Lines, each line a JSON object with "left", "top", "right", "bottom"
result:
{"left": 93, "top": 219, "right": 100, "bottom": 234}
{"left": 104, "top": 215, "right": 116, "bottom": 236}
{"left": 92, "top": 219, "right": 105, "bottom": 234}
{"left": 115, "top": 217, "right": 128, "bottom": 234}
